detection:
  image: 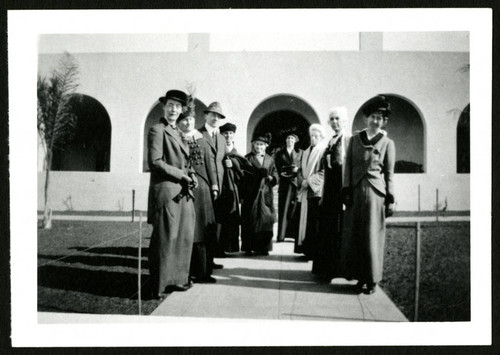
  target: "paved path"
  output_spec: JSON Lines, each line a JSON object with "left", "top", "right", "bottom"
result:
{"left": 151, "top": 241, "right": 407, "bottom": 322}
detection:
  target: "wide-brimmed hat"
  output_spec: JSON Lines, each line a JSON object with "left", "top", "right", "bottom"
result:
{"left": 204, "top": 101, "right": 226, "bottom": 118}
{"left": 252, "top": 132, "right": 272, "bottom": 145}
{"left": 159, "top": 90, "right": 187, "bottom": 105}
{"left": 220, "top": 122, "right": 237, "bottom": 133}
{"left": 362, "top": 95, "right": 391, "bottom": 117}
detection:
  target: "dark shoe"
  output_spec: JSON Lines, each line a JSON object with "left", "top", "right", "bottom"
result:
{"left": 363, "top": 283, "right": 376, "bottom": 295}
{"left": 355, "top": 281, "right": 365, "bottom": 294}
{"left": 256, "top": 251, "right": 269, "bottom": 256}
{"left": 212, "top": 263, "right": 224, "bottom": 269}
{"left": 193, "top": 276, "right": 217, "bottom": 284}
{"left": 244, "top": 251, "right": 253, "bottom": 256}
{"left": 165, "top": 283, "right": 191, "bottom": 293}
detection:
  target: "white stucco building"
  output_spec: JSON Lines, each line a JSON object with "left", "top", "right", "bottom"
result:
{"left": 37, "top": 31, "right": 470, "bottom": 212}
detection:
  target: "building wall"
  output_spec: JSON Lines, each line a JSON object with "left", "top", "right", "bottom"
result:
{"left": 37, "top": 33, "right": 470, "bottom": 211}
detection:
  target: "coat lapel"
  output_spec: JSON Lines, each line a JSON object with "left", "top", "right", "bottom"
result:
{"left": 200, "top": 126, "right": 217, "bottom": 152}
{"left": 164, "top": 124, "right": 189, "bottom": 157}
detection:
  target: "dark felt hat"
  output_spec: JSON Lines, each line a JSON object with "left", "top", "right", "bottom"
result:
{"left": 159, "top": 90, "right": 187, "bottom": 105}
{"left": 252, "top": 132, "right": 272, "bottom": 144}
{"left": 220, "top": 122, "right": 237, "bottom": 133}
{"left": 362, "top": 95, "right": 391, "bottom": 117}
{"left": 204, "top": 102, "right": 226, "bottom": 118}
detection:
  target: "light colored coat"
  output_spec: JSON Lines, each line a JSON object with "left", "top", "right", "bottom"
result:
{"left": 296, "top": 138, "right": 328, "bottom": 246}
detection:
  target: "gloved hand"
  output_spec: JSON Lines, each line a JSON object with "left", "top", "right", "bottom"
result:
{"left": 385, "top": 203, "right": 394, "bottom": 218}
{"left": 190, "top": 174, "right": 198, "bottom": 189}
{"left": 224, "top": 158, "right": 233, "bottom": 168}
{"left": 180, "top": 175, "right": 193, "bottom": 187}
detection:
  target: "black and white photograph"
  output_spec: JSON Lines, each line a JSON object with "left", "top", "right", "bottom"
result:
{"left": 8, "top": 8, "right": 491, "bottom": 347}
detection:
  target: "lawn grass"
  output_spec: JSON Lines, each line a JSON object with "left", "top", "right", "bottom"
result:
{"left": 38, "top": 220, "right": 470, "bottom": 321}
{"left": 381, "top": 222, "right": 470, "bottom": 321}
{"left": 38, "top": 220, "right": 161, "bottom": 315}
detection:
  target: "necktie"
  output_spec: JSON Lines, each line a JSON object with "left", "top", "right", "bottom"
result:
{"left": 213, "top": 130, "right": 218, "bottom": 151}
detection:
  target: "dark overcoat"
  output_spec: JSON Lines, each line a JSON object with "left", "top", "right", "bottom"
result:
{"left": 274, "top": 147, "right": 303, "bottom": 241}
{"left": 218, "top": 148, "right": 252, "bottom": 252}
{"left": 240, "top": 153, "right": 279, "bottom": 253}
{"left": 312, "top": 134, "right": 349, "bottom": 278}
{"left": 147, "top": 118, "right": 196, "bottom": 294}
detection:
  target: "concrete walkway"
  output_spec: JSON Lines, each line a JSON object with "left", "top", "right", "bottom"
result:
{"left": 151, "top": 241, "right": 407, "bottom": 322}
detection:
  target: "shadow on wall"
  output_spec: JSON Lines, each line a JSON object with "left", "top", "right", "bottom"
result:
{"left": 352, "top": 94, "right": 426, "bottom": 174}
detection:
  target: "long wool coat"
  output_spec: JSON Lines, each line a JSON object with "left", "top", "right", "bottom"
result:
{"left": 340, "top": 130, "right": 396, "bottom": 284}
{"left": 147, "top": 117, "right": 196, "bottom": 294}
{"left": 295, "top": 139, "right": 328, "bottom": 255}
{"left": 240, "top": 153, "right": 279, "bottom": 253}
{"left": 312, "top": 133, "right": 349, "bottom": 278}
{"left": 185, "top": 131, "right": 217, "bottom": 244}
{"left": 198, "top": 125, "right": 226, "bottom": 194}
{"left": 274, "top": 147, "right": 303, "bottom": 242}
{"left": 218, "top": 147, "right": 252, "bottom": 252}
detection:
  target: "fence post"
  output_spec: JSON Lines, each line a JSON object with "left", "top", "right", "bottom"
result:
{"left": 132, "top": 189, "right": 136, "bottom": 222}
{"left": 435, "top": 189, "right": 439, "bottom": 222}
{"left": 138, "top": 212, "right": 142, "bottom": 315}
{"left": 418, "top": 184, "right": 421, "bottom": 212}
{"left": 414, "top": 221, "right": 421, "bottom": 322}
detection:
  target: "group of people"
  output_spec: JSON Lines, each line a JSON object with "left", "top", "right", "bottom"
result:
{"left": 147, "top": 89, "right": 395, "bottom": 299}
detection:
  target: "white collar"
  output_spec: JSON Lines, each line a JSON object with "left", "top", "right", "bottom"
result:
{"left": 205, "top": 123, "right": 218, "bottom": 135}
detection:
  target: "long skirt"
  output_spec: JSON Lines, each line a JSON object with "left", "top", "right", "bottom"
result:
{"left": 340, "top": 178, "right": 386, "bottom": 284}
{"left": 301, "top": 197, "right": 322, "bottom": 259}
{"left": 220, "top": 215, "right": 240, "bottom": 252}
{"left": 277, "top": 184, "right": 299, "bottom": 242}
{"left": 190, "top": 181, "right": 217, "bottom": 279}
{"left": 148, "top": 199, "right": 195, "bottom": 295}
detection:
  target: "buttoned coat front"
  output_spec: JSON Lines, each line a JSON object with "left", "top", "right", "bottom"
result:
{"left": 341, "top": 130, "right": 396, "bottom": 284}
{"left": 198, "top": 126, "right": 226, "bottom": 193}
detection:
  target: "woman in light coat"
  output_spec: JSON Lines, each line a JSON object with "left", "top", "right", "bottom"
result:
{"left": 341, "top": 95, "right": 396, "bottom": 295}
{"left": 295, "top": 124, "right": 328, "bottom": 259}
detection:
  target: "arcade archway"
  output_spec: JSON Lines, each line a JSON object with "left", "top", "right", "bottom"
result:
{"left": 143, "top": 98, "right": 208, "bottom": 172}
{"left": 247, "top": 94, "right": 320, "bottom": 155}
{"left": 51, "top": 94, "right": 111, "bottom": 172}
{"left": 353, "top": 94, "right": 426, "bottom": 174}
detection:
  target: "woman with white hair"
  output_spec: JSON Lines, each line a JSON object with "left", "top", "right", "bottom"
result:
{"left": 312, "top": 107, "right": 350, "bottom": 280}
{"left": 295, "top": 123, "right": 328, "bottom": 258}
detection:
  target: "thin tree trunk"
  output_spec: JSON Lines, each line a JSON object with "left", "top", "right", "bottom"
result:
{"left": 43, "top": 152, "right": 52, "bottom": 229}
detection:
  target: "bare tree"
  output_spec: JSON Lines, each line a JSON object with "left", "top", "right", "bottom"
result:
{"left": 37, "top": 52, "right": 80, "bottom": 228}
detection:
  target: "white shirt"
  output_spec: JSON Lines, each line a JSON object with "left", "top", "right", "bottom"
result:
{"left": 204, "top": 123, "right": 219, "bottom": 137}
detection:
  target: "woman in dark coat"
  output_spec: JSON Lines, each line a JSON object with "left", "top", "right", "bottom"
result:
{"left": 240, "top": 133, "right": 279, "bottom": 256}
{"left": 274, "top": 134, "right": 303, "bottom": 242}
{"left": 312, "top": 107, "right": 350, "bottom": 280}
{"left": 218, "top": 122, "right": 252, "bottom": 253}
{"left": 340, "top": 95, "right": 396, "bottom": 295}
{"left": 178, "top": 113, "right": 218, "bottom": 283}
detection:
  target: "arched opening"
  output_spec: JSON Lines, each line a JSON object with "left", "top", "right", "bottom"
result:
{"left": 352, "top": 94, "right": 426, "bottom": 173}
{"left": 247, "top": 94, "right": 320, "bottom": 155}
{"left": 143, "top": 98, "right": 207, "bottom": 172}
{"left": 51, "top": 94, "right": 111, "bottom": 172}
{"left": 457, "top": 104, "right": 470, "bottom": 174}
